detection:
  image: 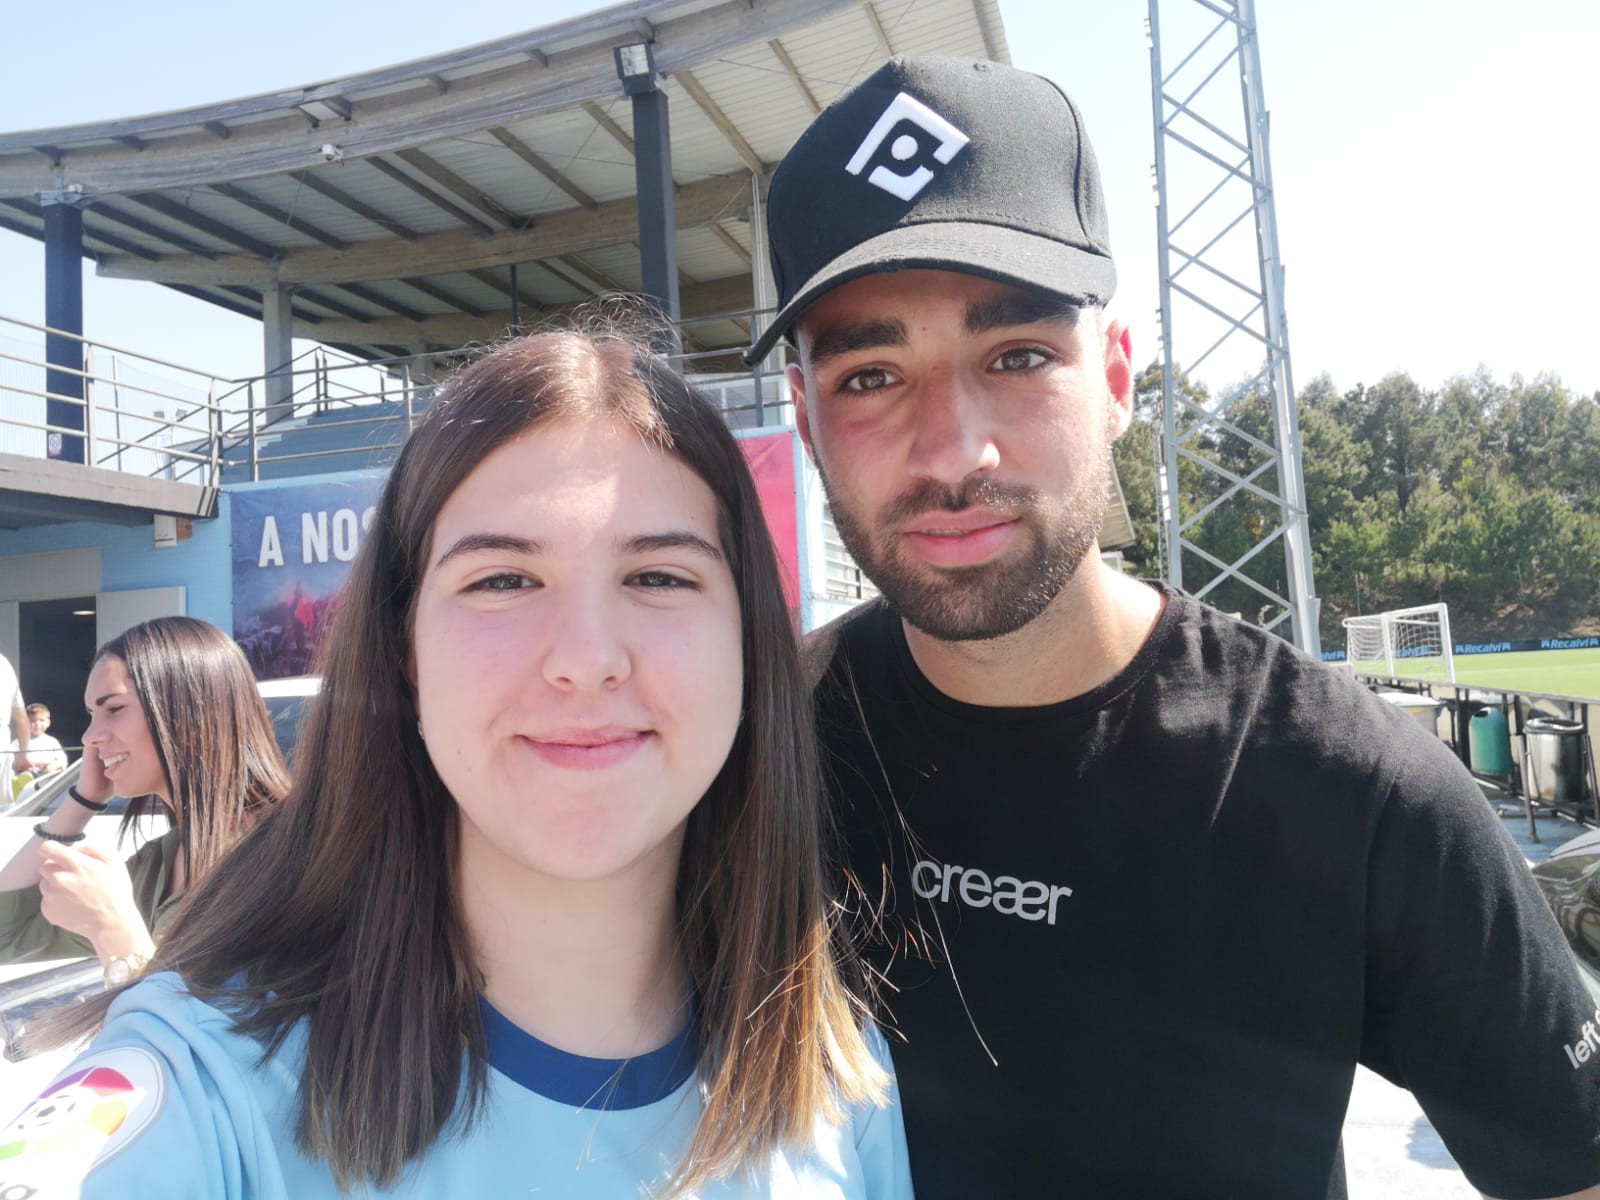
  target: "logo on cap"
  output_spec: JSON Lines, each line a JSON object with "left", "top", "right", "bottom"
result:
{"left": 844, "top": 92, "right": 970, "bottom": 202}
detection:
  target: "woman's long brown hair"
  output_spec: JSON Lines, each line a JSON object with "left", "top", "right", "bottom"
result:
{"left": 99, "top": 615, "right": 290, "bottom": 885}
{"left": 52, "top": 317, "right": 884, "bottom": 1192}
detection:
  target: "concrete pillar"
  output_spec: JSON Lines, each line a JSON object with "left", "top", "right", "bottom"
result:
{"left": 262, "top": 284, "right": 294, "bottom": 425}
{"left": 42, "top": 196, "right": 85, "bottom": 462}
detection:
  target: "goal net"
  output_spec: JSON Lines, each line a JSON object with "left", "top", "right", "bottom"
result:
{"left": 1342, "top": 603, "right": 1455, "bottom": 682}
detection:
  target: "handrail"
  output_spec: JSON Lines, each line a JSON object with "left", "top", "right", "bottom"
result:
{"left": 0, "top": 304, "right": 792, "bottom": 500}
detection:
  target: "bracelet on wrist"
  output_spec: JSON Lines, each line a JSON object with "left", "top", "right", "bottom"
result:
{"left": 104, "top": 950, "right": 151, "bottom": 987}
{"left": 34, "top": 823, "right": 86, "bottom": 845}
{"left": 68, "top": 786, "right": 109, "bottom": 813}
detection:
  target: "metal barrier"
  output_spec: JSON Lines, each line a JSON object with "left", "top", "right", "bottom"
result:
{"left": 1356, "top": 672, "right": 1599, "bottom": 841}
{"left": 0, "top": 309, "right": 794, "bottom": 492}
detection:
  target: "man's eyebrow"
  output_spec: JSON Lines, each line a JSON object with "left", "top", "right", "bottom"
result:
{"left": 965, "top": 294, "right": 1082, "bottom": 335}
{"left": 805, "top": 317, "right": 908, "bottom": 368}
{"left": 623, "top": 532, "right": 723, "bottom": 563}
{"left": 434, "top": 532, "right": 543, "bottom": 570}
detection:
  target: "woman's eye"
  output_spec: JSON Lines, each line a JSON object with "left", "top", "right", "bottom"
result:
{"left": 466, "top": 572, "right": 532, "bottom": 593}
{"left": 631, "top": 570, "right": 697, "bottom": 591}
{"left": 992, "top": 347, "right": 1051, "bottom": 372}
{"left": 841, "top": 367, "right": 898, "bottom": 393}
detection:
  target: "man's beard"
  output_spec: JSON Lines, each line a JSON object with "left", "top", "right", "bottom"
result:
{"left": 820, "top": 443, "right": 1113, "bottom": 643}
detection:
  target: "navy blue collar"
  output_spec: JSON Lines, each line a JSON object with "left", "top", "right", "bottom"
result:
{"left": 478, "top": 998, "right": 698, "bottom": 1110}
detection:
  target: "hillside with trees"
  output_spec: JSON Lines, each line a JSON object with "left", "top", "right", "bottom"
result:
{"left": 1113, "top": 364, "right": 1600, "bottom": 646}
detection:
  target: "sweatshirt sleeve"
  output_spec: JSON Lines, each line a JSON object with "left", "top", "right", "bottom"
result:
{"left": 851, "top": 1023, "right": 915, "bottom": 1200}
{"left": 0, "top": 882, "right": 95, "bottom": 964}
{"left": 0, "top": 975, "right": 289, "bottom": 1200}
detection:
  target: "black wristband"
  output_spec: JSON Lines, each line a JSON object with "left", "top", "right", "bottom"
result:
{"left": 68, "top": 786, "right": 109, "bottom": 813}
{"left": 34, "top": 823, "right": 86, "bottom": 845}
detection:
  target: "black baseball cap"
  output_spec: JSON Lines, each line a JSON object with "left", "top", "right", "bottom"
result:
{"left": 745, "top": 55, "right": 1116, "bottom": 365}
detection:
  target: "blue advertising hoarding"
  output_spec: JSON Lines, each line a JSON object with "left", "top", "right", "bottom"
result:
{"left": 230, "top": 476, "right": 385, "bottom": 678}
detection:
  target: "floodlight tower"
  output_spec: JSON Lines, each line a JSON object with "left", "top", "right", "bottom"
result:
{"left": 1146, "top": 0, "right": 1320, "bottom": 654}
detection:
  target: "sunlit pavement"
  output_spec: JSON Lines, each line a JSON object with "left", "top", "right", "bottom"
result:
{"left": 1341, "top": 800, "right": 1588, "bottom": 1198}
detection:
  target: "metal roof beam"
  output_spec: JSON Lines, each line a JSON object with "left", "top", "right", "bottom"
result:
{"left": 709, "top": 221, "right": 752, "bottom": 265}
{"left": 218, "top": 285, "right": 325, "bottom": 325}
{"left": 126, "top": 193, "right": 279, "bottom": 258}
{"left": 337, "top": 282, "right": 424, "bottom": 322}
{"left": 89, "top": 200, "right": 222, "bottom": 259}
{"left": 97, "top": 170, "right": 750, "bottom": 286}
{"left": 672, "top": 69, "right": 766, "bottom": 176}
{"left": 0, "top": 199, "right": 163, "bottom": 262}
{"left": 289, "top": 287, "right": 377, "bottom": 323}
{"left": 163, "top": 283, "right": 263, "bottom": 321}
{"left": 768, "top": 39, "right": 821, "bottom": 114}
{"left": 293, "top": 273, "right": 752, "bottom": 347}
{"left": 209, "top": 181, "right": 350, "bottom": 250}
{"left": 583, "top": 102, "right": 636, "bottom": 157}
{"left": 466, "top": 267, "right": 545, "bottom": 314}
{"left": 397, "top": 276, "right": 488, "bottom": 318}
{"left": 365, "top": 156, "right": 497, "bottom": 235}
{"left": 970, "top": 0, "right": 1007, "bottom": 62}
{"left": 487, "top": 127, "right": 598, "bottom": 210}
{"left": 291, "top": 170, "right": 420, "bottom": 242}
{"left": 393, "top": 147, "right": 531, "bottom": 230}
{"left": 862, "top": 1, "right": 895, "bottom": 56}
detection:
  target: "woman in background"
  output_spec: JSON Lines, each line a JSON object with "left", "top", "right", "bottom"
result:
{"left": 5, "top": 319, "right": 908, "bottom": 1199}
{"left": 0, "top": 616, "right": 289, "bottom": 981}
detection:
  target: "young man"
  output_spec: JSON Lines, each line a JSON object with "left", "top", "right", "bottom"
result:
{"left": 748, "top": 55, "right": 1600, "bottom": 1200}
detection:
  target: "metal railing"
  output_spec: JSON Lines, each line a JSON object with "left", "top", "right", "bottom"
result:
{"left": 0, "top": 310, "right": 797, "bottom": 492}
{"left": 1357, "top": 672, "right": 1598, "bottom": 839}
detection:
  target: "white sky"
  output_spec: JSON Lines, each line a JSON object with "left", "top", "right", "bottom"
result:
{"left": 1, "top": 0, "right": 1596, "bottom": 395}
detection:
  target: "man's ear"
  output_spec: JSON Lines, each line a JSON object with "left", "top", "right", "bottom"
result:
{"left": 1103, "top": 316, "right": 1135, "bottom": 438}
{"left": 787, "top": 362, "right": 817, "bottom": 462}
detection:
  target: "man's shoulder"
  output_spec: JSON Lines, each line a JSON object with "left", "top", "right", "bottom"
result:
{"left": 801, "top": 599, "right": 894, "bottom": 691}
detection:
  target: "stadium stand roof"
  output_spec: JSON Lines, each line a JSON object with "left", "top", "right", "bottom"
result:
{"left": 0, "top": 0, "right": 1009, "bottom": 362}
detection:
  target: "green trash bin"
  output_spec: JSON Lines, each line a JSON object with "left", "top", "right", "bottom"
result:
{"left": 1468, "top": 707, "right": 1513, "bottom": 774}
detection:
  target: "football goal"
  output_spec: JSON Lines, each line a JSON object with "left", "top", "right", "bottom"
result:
{"left": 1343, "top": 603, "right": 1455, "bottom": 683}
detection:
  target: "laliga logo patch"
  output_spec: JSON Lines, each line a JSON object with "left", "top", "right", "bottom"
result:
{"left": 0, "top": 1048, "right": 164, "bottom": 1193}
{"left": 845, "top": 92, "right": 970, "bottom": 202}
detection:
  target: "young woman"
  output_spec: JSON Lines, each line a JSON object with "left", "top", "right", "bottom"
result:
{"left": 0, "top": 617, "right": 289, "bottom": 979}
{"left": 5, "top": 323, "right": 909, "bottom": 1198}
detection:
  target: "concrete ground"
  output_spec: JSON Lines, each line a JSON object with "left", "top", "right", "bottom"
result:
{"left": 1340, "top": 799, "right": 1590, "bottom": 1199}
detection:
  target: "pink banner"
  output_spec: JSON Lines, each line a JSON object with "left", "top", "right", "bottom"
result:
{"left": 737, "top": 431, "right": 801, "bottom": 621}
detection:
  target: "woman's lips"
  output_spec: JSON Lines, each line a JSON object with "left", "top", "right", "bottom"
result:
{"left": 521, "top": 730, "right": 650, "bottom": 770}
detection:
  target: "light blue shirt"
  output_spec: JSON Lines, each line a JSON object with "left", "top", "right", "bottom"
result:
{"left": 0, "top": 973, "right": 913, "bottom": 1199}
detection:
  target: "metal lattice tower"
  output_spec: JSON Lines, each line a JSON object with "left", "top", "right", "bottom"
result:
{"left": 1147, "top": 0, "right": 1320, "bottom": 653}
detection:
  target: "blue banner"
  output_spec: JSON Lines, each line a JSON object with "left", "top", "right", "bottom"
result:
{"left": 230, "top": 476, "right": 385, "bottom": 679}
{"left": 1322, "top": 634, "right": 1600, "bottom": 662}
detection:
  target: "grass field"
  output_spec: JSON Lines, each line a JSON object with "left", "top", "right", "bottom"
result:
{"left": 1448, "top": 647, "right": 1600, "bottom": 700}
{"left": 1352, "top": 646, "right": 1600, "bottom": 700}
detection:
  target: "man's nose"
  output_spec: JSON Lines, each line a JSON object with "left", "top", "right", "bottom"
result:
{"left": 905, "top": 369, "right": 1001, "bottom": 486}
